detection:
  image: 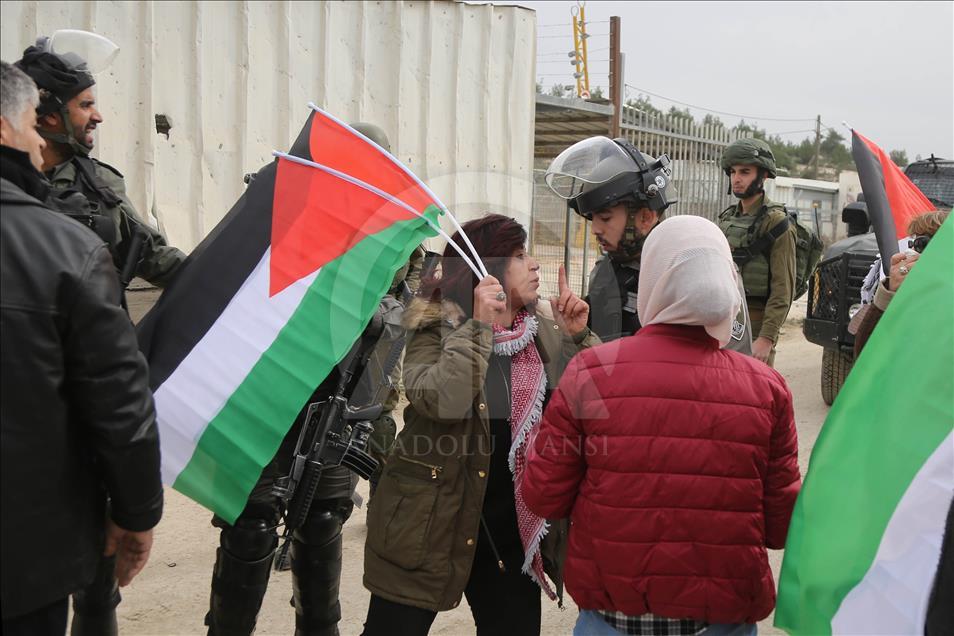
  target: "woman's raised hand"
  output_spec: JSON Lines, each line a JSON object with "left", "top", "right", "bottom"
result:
{"left": 474, "top": 275, "right": 506, "bottom": 326}
{"left": 550, "top": 265, "right": 589, "bottom": 337}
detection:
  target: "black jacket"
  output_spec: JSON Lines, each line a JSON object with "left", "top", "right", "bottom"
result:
{"left": 0, "top": 147, "right": 163, "bottom": 619}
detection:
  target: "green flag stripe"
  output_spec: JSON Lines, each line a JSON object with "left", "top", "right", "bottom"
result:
{"left": 775, "top": 218, "right": 954, "bottom": 635}
{"left": 173, "top": 209, "right": 439, "bottom": 522}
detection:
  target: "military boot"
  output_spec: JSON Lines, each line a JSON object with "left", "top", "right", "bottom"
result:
{"left": 205, "top": 518, "right": 276, "bottom": 636}
{"left": 290, "top": 503, "right": 351, "bottom": 636}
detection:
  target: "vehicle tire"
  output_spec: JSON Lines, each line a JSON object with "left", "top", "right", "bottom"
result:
{"left": 821, "top": 347, "right": 854, "bottom": 406}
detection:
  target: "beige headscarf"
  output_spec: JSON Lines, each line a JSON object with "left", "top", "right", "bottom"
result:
{"left": 637, "top": 215, "right": 742, "bottom": 347}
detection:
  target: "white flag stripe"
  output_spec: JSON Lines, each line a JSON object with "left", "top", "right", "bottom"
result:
{"left": 155, "top": 248, "right": 319, "bottom": 484}
{"left": 832, "top": 432, "right": 954, "bottom": 635}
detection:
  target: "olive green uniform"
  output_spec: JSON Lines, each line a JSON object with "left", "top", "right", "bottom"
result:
{"left": 719, "top": 194, "right": 796, "bottom": 366}
{"left": 47, "top": 158, "right": 186, "bottom": 287}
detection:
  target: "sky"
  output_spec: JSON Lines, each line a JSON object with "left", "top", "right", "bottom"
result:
{"left": 519, "top": 0, "right": 953, "bottom": 161}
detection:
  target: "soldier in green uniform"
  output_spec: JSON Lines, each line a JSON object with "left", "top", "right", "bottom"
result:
{"left": 717, "top": 138, "right": 796, "bottom": 367}
{"left": 545, "top": 136, "right": 752, "bottom": 353}
{"left": 15, "top": 32, "right": 186, "bottom": 288}
{"left": 14, "top": 31, "right": 186, "bottom": 636}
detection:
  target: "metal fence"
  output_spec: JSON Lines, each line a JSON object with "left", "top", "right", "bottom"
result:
{"left": 620, "top": 105, "right": 748, "bottom": 222}
{"left": 530, "top": 105, "right": 748, "bottom": 297}
{"left": 530, "top": 167, "right": 600, "bottom": 300}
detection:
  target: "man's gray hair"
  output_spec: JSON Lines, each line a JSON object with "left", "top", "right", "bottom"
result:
{"left": 1, "top": 60, "right": 40, "bottom": 131}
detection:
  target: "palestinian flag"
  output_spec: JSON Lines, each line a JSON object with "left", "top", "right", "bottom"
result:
{"left": 851, "top": 130, "right": 935, "bottom": 273}
{"left": 775, "top": 217, "right": 954, "bottom": 635}
{"left": 137, "top": 106, "right": 442, "bottom": 523}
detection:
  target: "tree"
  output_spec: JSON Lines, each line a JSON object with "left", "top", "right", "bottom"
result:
{"left": 889, "top": 149, "right": 909, "bottom": 167}
{"left": 624, "top": 94, "right": 664, "bottom": 117}
{"left": 794, "top": 138, "right": 815, "bottom": 165}
{"left": 590, "top": 85, "right": 604, "bottom": 99}
{"left": 548, "top": 83, "right": 568, "bottom": 98}
{"left": 819, "top": 129, "right": 854, "bottom": 171}
{"left": 667, "top": 106, "right": 693, "bottom": 120}
{"left": 702, "top": 114, "right": 725, "bottom": 129}
{"left": 535, "top": 81, "right": 543, "bottom": 95}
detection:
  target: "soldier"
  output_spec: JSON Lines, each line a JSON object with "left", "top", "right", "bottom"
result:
{"left": 15, "top": 30, "right": 186, "bottom": 289}
{"left": 348, "top": 122, "right": 427, "bottom": 498}
{"left": 717, "top": 138, "right": 796, "bottom": 367}
{"left": 545, "top": 135, "right": 752, "bottom": 352}
{"left": 14, "top": 31, "right": 186, "bottom": 635}
{"left": 204, "top": 125, "right": 414, "bottom": 636}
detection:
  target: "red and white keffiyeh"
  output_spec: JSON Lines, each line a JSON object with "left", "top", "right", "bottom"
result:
{"left": 492, "top": 309, "right": 555, "bottom": 600}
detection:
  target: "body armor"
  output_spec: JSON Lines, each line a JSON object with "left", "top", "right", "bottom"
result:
{"left": 718, "top": 203, "right": 786, "bottom": 300}
{"left": 586, "top": 257, "right": 640, "bottom": 342}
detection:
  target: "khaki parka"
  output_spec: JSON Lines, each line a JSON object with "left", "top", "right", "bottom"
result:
{"left": 363, "top": 296, "right": 599, "bottom": 612}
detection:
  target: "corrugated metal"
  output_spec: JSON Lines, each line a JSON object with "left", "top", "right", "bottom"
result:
{"left": 1, "top": 1, "right": 537, "bottom": 250}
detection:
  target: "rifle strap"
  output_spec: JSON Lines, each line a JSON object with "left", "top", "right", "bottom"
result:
{"left": 367, "top": 330, "right": 407, "bottom": 407}
{"left": 72, "top": 156, "right": 124, "bottom": 209}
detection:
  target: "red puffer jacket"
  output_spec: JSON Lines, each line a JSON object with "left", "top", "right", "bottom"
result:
{"left": 523, "top": 324, "right": 800, "bottom": 625}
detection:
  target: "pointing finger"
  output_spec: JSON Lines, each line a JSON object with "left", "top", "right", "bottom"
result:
{"left": 558, "top": 264, "right": 569, "bottom": 294}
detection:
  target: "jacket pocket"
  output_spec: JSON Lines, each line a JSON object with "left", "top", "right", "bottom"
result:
{"left": 367, "top": 461, "right": 442, "bottom": 570}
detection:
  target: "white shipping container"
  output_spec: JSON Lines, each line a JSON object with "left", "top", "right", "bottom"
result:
{"left": 1, "top": 0, "right": 537, "bottom": 250}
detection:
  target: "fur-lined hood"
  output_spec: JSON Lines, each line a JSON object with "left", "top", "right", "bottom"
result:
{"left": 402, "top": 296, "right": 558, "bottom": 331}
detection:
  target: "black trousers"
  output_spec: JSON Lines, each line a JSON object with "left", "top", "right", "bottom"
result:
{"left": 3, "top": 598, "right": 68, "bottom": 636}
{"left": 361, "top": 538, "right": 541, "bottom": 636}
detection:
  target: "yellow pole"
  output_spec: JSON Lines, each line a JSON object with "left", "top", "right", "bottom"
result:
{"left": 571, "top": 7, "right": 583, "bottom": 97}
{"left": 579, "top": 3, "right": 590, "bottom": 96}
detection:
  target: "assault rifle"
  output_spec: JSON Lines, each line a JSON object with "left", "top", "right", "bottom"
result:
{"left": 271, "top": 313, "right": 384, "bottom": 570}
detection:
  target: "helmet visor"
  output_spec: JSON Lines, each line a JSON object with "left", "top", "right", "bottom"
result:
{"left": 545, "top": 137, "right": 636, "bottom": 200}
{"left": 45, "top": 30, "right": 119, "bottom": 74}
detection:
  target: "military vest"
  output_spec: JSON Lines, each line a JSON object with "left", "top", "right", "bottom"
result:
{"left": 718, "top": 203, "right": 785, "bottom": 299}
{"left": 586, "top": 257, "right": 641, "bottom": 341}
{"left": 48, "top": 157, "right": 134, "bottom": 267}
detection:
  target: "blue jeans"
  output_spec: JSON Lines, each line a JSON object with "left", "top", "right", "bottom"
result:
{"left": 574, "top": 609, "right": 757, "bottom": 636}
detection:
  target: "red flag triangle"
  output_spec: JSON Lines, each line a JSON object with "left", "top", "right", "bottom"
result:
{"left": 855, "top": 131, "right": 935, "bottom": 238}
{"left": 308, "top": 109, "right": 438, "bottom": 214}
{"left": 269, "top": 157, "right": 417, "bottom": 297}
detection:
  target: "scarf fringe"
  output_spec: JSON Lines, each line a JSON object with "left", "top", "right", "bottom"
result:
{"left": 492, "top": 315, "right": 539, "bottom": 356}
{"left": 508, "top": 374, "right": 546, "bottom": 473}
{"left": 491, "top": 310, "right": 555, "bottom": 601}
{"left": 521, "top": 519, "right": 557, "bottom": 600}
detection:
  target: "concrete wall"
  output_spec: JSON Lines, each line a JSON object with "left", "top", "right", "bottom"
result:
{"left": 1, "top": 1, "right": 537, "bottom": 250}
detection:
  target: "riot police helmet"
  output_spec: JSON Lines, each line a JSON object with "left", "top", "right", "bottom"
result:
{"left": 15, "top": 30, "right": 118, "bottom": 155}
{"left": 545, "top": 136, "right": 678, "bottom": 220}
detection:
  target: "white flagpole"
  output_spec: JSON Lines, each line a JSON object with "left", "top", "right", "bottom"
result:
{"left": 272, "top": 151, "right": 484, "bottom": 279}
{"left": 306, "top": 103, "right": 490, "bottom": 278}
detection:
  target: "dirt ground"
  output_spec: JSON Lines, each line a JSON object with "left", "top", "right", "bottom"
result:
{"left": 119, "top": 290, "right": 826, "bottom": 635}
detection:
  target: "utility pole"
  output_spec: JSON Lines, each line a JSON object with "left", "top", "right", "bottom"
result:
{"left": 570, "top": 3, "right": 591, "bottom": 98}
{"left": 609, "top": 15, "right": 621, "bottom": 138}
{"left": 571, "top": 9, "right": 583, "bottom": 97}
{"left": 812, "top": 114, "right": 821, "bottom": 179}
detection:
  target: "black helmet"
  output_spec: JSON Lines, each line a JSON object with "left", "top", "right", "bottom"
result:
{"left": 545, "top": 136, "right": 678, "bottom": 220}
{"left": 721, "top": 137, "right": 777, "bottom": 179}
{"left": 349, "top": 122, "right": 391, "bottom": 153}
{"left": 14, "top": 30, "right": 118, "bottom": 155}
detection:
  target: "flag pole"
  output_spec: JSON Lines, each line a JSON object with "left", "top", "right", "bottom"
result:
{"left": 307, "top": 103, "right": 490, "bottom": 278}
{"left": 273, "top": 151, "right": 485, "bottom": 279}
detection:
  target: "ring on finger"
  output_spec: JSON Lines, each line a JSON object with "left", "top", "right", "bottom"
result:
{"left": 495, "top": 291, "right": 507, "bottom": 301}
{"left": 899, "top": 265, "right": 909, "bottom": 275}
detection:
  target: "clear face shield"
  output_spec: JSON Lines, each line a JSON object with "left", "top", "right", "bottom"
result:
{"left": 41, "top": 29, "right": 119, "bottom": 75}
{"left": 544, "top": 137, "right": 638, "bottom": 200}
